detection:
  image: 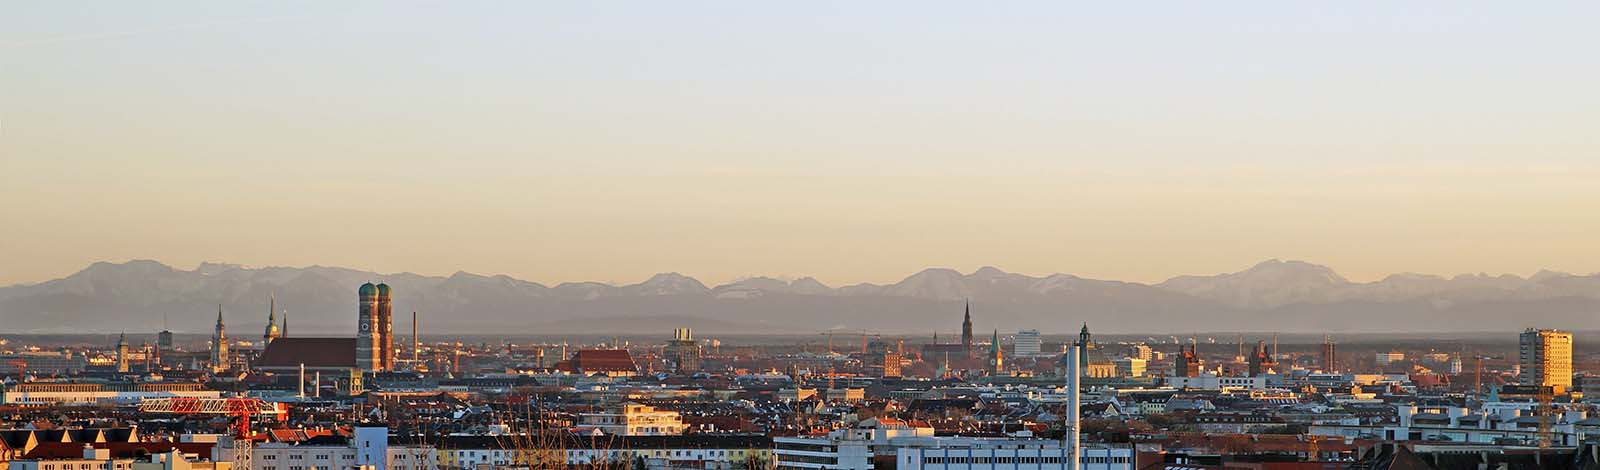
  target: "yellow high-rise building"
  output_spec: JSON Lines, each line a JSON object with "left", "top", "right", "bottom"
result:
{"left": 1519, "top": 328, "right": 1573, "bottom": 390}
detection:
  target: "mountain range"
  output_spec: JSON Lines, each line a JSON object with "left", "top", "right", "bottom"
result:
{"left": 2, "top": 259, "right": 1597, "bottom": 335}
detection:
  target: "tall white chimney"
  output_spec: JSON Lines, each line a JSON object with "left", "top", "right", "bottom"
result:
{"left": 1066, "top": 346, "right": 1081, "bottom": 470}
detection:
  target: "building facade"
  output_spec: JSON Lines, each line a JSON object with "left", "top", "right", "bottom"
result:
{"left": 578, "top": 402, "right": 687, "bottom": 436}
{"left": 1519, "top": 328, "right": 1573, "bottom": 390}
{"left": 1014, "top": 330, "right": 1041, "bottom": 358}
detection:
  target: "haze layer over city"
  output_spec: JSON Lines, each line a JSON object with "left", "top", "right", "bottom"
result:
{"left": 2, "top": 3, "right": 1599, "bottom": 470}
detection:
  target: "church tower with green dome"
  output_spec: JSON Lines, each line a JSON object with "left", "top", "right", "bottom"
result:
{"left": 357, "top": 282, "right": 381, "bottom": 371}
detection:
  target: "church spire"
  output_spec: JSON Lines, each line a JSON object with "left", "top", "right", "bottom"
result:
{"left": 263, "top": 294, "right": 281, "bottom": 344}
{"left": 990, "top": 328, "right": 1003, "bottom": 374}
{"left": 960, "top": 299, "right": 974, "bottom": 351}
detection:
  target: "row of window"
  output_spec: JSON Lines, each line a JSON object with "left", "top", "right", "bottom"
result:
{"left": 34, "top": 464, "right": 117, "bottom": 470}
{"left": 921, "top": 456, "right": 1130, "bottom": 464}
{"left": 453, "top": 449, "right": 746, "bottom": 461}
{"left": 776, "top": 454, "right": 837, "bottom": 465}
{"left": 775, "top": 442, "right": 836, "bottom": 453}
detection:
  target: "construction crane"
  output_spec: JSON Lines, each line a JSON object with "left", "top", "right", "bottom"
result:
{"left": 817, "top": 330, "right": 875, "bottom": 355}
{"left": 1466, "top": 355, "right": 1505, "bottom": 399}
{"left": 138, "top": 397, "right": 287, "bottom": 438}
{"left": 141, "top": 397, "right": 285, "bottom": 470}
{"left": 1537, "top": 386, "right": 1554, "bottom": 448}
{"left": 5, "top": 359, "right": 25, "bottom": 380}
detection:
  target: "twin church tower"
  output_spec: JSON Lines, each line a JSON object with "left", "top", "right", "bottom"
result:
{"left": 356, "top": 282, "right": 395, "bottom": 371}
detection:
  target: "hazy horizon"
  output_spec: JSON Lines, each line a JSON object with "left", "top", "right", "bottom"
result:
{"left": 6, "top": 257, "right": 1598, "bottom": 290}
{"left": 6, "top": 2, "right": 1599, "bottom": 287}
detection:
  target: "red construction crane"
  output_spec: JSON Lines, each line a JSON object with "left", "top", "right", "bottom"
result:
{"left": 5, "top": 359, "right": 25, "bottom": 379}
{"left": 138, "top": 397, "right": 287, "bottom": 438}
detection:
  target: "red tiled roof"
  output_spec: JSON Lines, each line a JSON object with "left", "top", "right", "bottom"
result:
{"left": 568, "top": 349, "right": 637, "bottom": 373}
{"left": 257, "top": 338, "right": 357, "bottom": 369}
{"left": 268, "top": 428, "right": 334, "bottom": 443}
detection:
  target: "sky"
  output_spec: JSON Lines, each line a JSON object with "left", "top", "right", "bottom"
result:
{"left": 3, "top": 2, "right": 1599, "bottom": 287}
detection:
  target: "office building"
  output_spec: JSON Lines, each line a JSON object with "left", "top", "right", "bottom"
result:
{"left": 1375, "top": 352, "right": 1404, "bottom": 366}
{"left": 1015, "top": 329, "right": 1042, "bottom": 357}
{"left": 1114, "top": 357, "right": 1146, "bottom": 377}
{"left": 1128, "top": 343, "right": 1153, "bottom": 362}
{"left": 1519, "top": 328, "right": 1573, "bottom": 390}
{"left": 776, "top": 419, "right": 1132, "bottom": 470}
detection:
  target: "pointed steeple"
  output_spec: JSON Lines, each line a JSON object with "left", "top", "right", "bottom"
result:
{"left": 263, "top": 294, "right": 281, "bottom": 343}
{"left": 960, "top": 299, "right": 974, "bottom": 351}
{"left": 117, "top": 332, "right": 126, "bottom": 347}
{"left": 216, "top": 304, "right": 224, "bottom": 325}
{"left": 991, "top": 328, "right": 1003, "bottom": 374}
{"left": 281, "top": 315, "right": 287, "bottom": 338}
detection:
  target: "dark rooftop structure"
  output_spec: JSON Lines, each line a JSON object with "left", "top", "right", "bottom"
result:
{"left": 256, "top": 337, "right": 357, "bottom": 371}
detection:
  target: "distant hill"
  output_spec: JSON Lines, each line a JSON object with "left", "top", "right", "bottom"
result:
{"left": 2, "top": 259, "right": 1598, "bottom": 335}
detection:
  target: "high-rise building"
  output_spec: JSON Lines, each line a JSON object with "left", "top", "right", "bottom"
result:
{"left": 1174, "top": 343, "right": 1201, "bottom": 377}
{"left": 377, "top": 283, "right": 394, "bottom": 371}
{"left": 211, "top": 305, "right": 229, "bottom": 372}
{"left": 665, "top": 327, "right": 702, "bottom": 374}
{"left": 1519, "top": 328, "right": 1573, "bottom": 390}
{"left": 357, "top": 283, "right": 382, "bottom": 371}
{"left": 865, "top": 337, "right": 901, "bottom": 377}
{"left": 1015, "top": 329, "right": 1041, "bottom": 357}
{"left": 1320, "top": 336, "right": 1338, "bottom": 373}
{"left": 1128, "top": 343, "right": 1153, "bottom": 362}
{"left": 156, "top": 329, "right": 174, "bottom": 366}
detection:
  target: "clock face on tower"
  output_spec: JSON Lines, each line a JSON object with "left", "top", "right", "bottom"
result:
{"left": 360, "top": 323, "right": 371, "bottom": 332}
